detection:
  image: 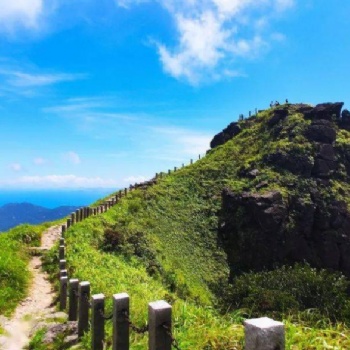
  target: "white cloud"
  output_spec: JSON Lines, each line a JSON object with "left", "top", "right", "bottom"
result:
{"left": 0, "top": 0, "right": 43, "bottom": 30}
{"left": 0, "top": 69, "right": 86, "bottom": 87}
{"left": 9, "top": 163, "right": 22, "bottom": 172}
{"left": 119, "top": 0, "right": 296, "bottom": 84}
{"left": 63, "top": 151, "right": 81, "bottom": 165}
{"left": 33, "top": 157, "right": 47, "bottom": 165}
{"left": 3, "top": 174, "right": 119, "bottom": 188}
{"left": 150, "top": 126, "right": 212, "bottom": 156}
{"left": 123, "top": 175, "right": 148, "bottom": 184}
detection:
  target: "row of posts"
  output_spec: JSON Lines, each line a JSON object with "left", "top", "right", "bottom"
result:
{"left": 64, "top": 154, "right": 204, "bottom": 229}
{"left": 59, "top": 225, "right": 176, "bottom": 350}
{"left": 58, "top": 154, "right": 286, "bottom": 350}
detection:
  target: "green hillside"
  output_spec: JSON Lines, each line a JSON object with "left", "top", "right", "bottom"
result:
{"left": 39, "top": 102, "right": 350, "bottom": 348}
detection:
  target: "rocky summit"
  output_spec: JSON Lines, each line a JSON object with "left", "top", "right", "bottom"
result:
{"left": 214, "top": 102, "right": 350, "bottom": 278}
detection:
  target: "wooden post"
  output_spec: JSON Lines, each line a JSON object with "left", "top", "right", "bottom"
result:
{"left": 59, "top": 245, "right": 65, "bottom": 260}
{"left": 92, "top": 294, "right": 105, "bottom": 350}
{"left": 60, "top": 238, "right": 65, "bottom": 246}
{"left": 59, "top": 259, "right": 66, "bottom": 270}
{"left": 124, "top": 188, "right": 127, "bottom": 196}
{"left": 198, "top": 154, "right": 201, "bottom": 159}
{"left": 190, "top": 159, "right": 193, "bottom": 165}
{"left": 71, "top": 212, "right": 75, "bottom": 225}
{"left": 168, "top": 169, "right": 171, "bottom": 174}
{"left": 68, "top": 279, "right": 79, "bottom": 321}
{"left": 62, "top": 224, "right": 67, "bottom": 236}
{"left": 174, "top": 167, "right": 177, "bottom": 172}
{"left": 148, "top": 300, "right": 172, "bottom": 350}
{"left": 78, "top": 281, "right": 91, "bottom": 338}
{"left": 60, "top": 276, "right": 68, "bottom": 310}
{"left": 113, "top": 293, "right": 129, "bottom": 350}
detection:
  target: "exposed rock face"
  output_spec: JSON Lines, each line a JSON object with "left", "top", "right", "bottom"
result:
{"left": 305, "top": 120, "right": 337, "bottom": 144}
{"left": 210, "top": 122, "right": 241, "bottom": 148}
{"left": 220, "top": 189, "right": 350, "bottom": 278}
{"left": 218, "top": 101, "right": 350, "bottom": 278}
{"left": 266, "top": 152, "right": 313, "bottom": 176}
{"left": 304, "top": 102, "right": 344, "bottom": 121}
{"left": 267, "top": 108, "right": 289, "bottom": 127}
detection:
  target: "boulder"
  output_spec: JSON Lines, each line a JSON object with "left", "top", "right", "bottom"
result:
{"left": 210, "top": 122, "right": 241, "bottom": 148}
{"left": 304, "top": 102, "right": 344, "bottom": 121}
{"left": 267, "top": 108, "right": 289, "bottom": 127}
{"left": 305, "top": 120, "right": 336, "bottom": 144}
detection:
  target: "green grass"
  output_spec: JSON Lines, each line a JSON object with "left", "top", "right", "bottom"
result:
{"left": 0, "top": 222, "right": 55, "bottom": 317}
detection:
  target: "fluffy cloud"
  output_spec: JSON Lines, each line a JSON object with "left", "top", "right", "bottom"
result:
{"left": 118, "top": 0, "right": 295, "bottom": 84}
{"left": 0, "top": 0, "right": 43, "bottom": 30}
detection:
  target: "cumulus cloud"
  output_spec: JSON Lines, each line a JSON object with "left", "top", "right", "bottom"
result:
{"left": 63, "top": 151, "right": 81, "bottom": 165}
{"left": 0, "top": 0, "right": 44, "bottom": 31}
{"left": 118, "top": 0, "right": 295, "bottom": 84}
{"left": 4, "top": 174, "right": 119, "bottom": 188}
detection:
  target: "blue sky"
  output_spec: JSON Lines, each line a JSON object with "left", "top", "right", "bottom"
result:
{"left": 0, "top": 0, "right": 349, "bottom": 189}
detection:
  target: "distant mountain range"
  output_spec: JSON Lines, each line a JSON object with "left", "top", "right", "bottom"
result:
{"left": 0, "top": 202, "right": 79, "bottom": 232}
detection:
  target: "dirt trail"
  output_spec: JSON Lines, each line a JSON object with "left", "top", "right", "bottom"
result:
{"left": 0, "top": 225, "right": 62, "bottom": 350}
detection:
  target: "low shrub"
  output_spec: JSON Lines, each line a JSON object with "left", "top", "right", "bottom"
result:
{"left": 223, "top": 264, "right": 350, "bottom": 323}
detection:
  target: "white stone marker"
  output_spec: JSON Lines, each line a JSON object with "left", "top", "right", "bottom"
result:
{"left": 244, "top": 317, "right": 284, "bottom": 350}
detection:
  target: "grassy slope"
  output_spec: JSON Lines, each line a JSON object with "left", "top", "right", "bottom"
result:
{"left": 0, "top": 222, "right": 53, "bottom": 318}
{"left": 43, "top": 106, "right": 350, "bottom": 348}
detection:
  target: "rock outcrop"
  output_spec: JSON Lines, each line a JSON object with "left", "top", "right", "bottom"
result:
{"left": 218, "top": 102, "right": 350, "bottom": 278}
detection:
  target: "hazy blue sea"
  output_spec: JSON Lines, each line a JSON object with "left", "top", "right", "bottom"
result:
{"left": 0, "top": 189, "right": 116, "bottom": 209}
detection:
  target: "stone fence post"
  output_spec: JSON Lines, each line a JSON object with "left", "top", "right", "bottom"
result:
{"left": 148, "top": 300, "right": 172, "bottom": 350}
{"left": 69, "top": 279, "right": 79, "bottom": 321}
{"left": 244, "top": 317, "right": 285, "bottom": 350}
{"left": 78, "top": 281, "right": 91, "bottom": 338}
{"left": 60, "top": 276, "right": 68, "bottom": 310}
{"left": 91, "top": 293, "right": 105, "bottom": 350}
{"left": 113, "top": 293, "right": 129, "bottom": 350}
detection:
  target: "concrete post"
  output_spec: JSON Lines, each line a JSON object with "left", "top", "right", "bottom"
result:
{"left": 60, "top": 276, "right": 68, "bottom": 310}
{"left": 78, "top": 281, "right": 91, "bottom": 338}
{"left": 174, "top": 167, "right": 177, "bottom": 172}
{"left": 190, "top": 159, "right": 193, "bottom": 165}
{"left": 59, "top": 259, "right": 66, "bottom": 270}
{"left": 244, "top": 317, "right": 285, "bottom": 350}
{"left": 59, "top": 245, "right": 65, "bottom": 260}
{"left": 80, "top": 208, "right": 84, "bottom": 221}
{"left": 60, "top": 269, "right": 67, "bottom": 278}
{"left": 62, "top": 224, "right": 67, "bottom": 236}
{"left": 124, "top": 188, "right": 127, "bottom": 196}
{"left": 60, "top": 237, "right": 65, "bottom": 246}
{"left": 148, "top": 300, "right": 172, "bottom": 350}
{"left": 112, "top": 293, "right": 129, "bottom": 350}
{"left": 198, "top": 154, "right": 201, "bottom": 159}
{"left": 92, "top": 294, "right": 105, "bottom": 350}
{"left": 76, "top": 209, "right": 80, "bottom": 223}
{"left": 68, "top": 279, "right": 79, "bottom": 321}
{"left": 71, "top": 212, "right": 75, "bottom": 225}
{"left": 168, "top": 170, "right": 171, "bottom": 174}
